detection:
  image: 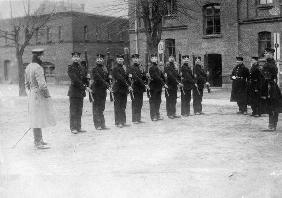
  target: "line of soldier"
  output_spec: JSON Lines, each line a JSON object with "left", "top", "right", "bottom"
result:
{"left": 67, "top": 52, "right": 208, "bottom": 133}
{"left": 230, "top": 47, "right": 282, "bottom": 131}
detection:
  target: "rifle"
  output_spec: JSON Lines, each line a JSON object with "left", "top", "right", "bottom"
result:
{"left": 129, "top": 66, "right": 151, "bottom": 98}
{"left": 128, "top": 75, "right": 135, "bottom": 100}
{"left": 146, "top": 73, "right": 151, "bottom": 98}
{"left": 84, "top": 50, "right": 93, "bottom": 103}
{"left": 163, "top": 72, "right": 170, "bottom": 97}
{"left": 93, "top": 69, "right": 114, "bottom": 102}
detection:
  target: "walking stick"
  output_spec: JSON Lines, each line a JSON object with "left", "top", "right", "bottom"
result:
{"left": 11, "top": 128, "right": 31, "bottom": 149}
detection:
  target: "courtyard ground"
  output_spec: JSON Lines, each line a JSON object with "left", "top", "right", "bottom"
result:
{"left": 1, "top": 84, "right": 282, "bottom": 198}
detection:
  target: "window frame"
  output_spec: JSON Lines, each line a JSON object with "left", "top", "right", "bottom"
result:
{"left": 165, "top": 0, "right": 177, "bottom": 16}
{"left": 258, "top": 31, "right": 272, "bottom": 57}
{"left": 203, "top": 4, "right": 221, "bottom": 36}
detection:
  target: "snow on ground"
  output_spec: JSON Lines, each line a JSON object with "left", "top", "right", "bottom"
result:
{"left": 1, "top": 84, "right": 282, "bottom": 198}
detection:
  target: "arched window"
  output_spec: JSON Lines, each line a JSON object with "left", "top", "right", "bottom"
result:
{"left": 258, "top": 31, "right": 271, "bottom": 57}
{"left": 203, "top": 4, "right": 221, "bottom": 35}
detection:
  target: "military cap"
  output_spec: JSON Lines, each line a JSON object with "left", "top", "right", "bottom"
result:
{"left": 131, "top": 54, "right": 140, "bottom": 58}
{"left": 251, "top": 56, "right": 259, "bottom": 61}
{"left": 116, "top": 54, "right": 124, "bottom": 58}
{"left": 71, "top": 52, "right": 81, "bottom": 57}
{"left": 182, "top": 55, "right": 190, "bottom": 59}
{"left": 236, "top": 56, "right": 243, "bottom": 61}
{"left": 32, "top": 48, "right": 44, "bottom": 55}
{"left": 150, "top": 53, "right": 158, "bottom": 57}
{"left": 264, "top": 48, "right": 275, "bottom": 54}
{"left": 96, "top": 54, "right": 105, "bottom": 58}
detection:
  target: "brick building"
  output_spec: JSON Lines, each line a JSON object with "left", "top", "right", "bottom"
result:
{"left": 129, "top": 0, "right": 282, "bottom": 87}
{"left": 0, "top": 11, "right": 129, "bottom": 83}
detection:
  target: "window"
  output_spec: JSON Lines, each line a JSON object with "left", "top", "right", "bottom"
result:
{"left": 58, "top": 26, "right": 62, "bottom": 41}
{"left": 4, "top": 31, "right": 7, "bottom": 45}
{"left": 258, "top": 31, "right": 271, "bottom": 57}
{"left": 83, "top": 25, "right": 88, "bottom": 41}
{"left": 165, "top": 39, "right": 175, "bottom": 57}
{"left": 203, "top": 4, "right": 221, "bottom": 35}
{"left": 46, "top": 27, "right": 51, "bottom": 43}
{"left": 35, "top": 29, "right": 39, "bottom": 44}
{"left": 166, "top": 0, "right": 177, "bottom": 16}
{"left": 259, "top": 0, "right": 273, "bottom": 4}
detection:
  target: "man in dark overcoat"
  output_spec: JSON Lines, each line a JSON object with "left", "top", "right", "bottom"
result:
{"left": 128, "top": 54, "right": 147, "bottom": 124}
{"left": 260, "top": 48, "right": 282, "bottom": 131}
{"left": 112, "top": 54, "right": 132, "bottom": 128}
{"left": 193, "top": 57, "right": 207, "bottom": 115}
{"left": 91, "top": 54, "right": 110, "bottom": 130}
{"left": 230, "top": 56, "right": 250, "bottom": 114}
{"left": 180, "top": 55, "right": 196, "bottom": 117}
{"left": 164, "top": 55, "right": 182, "bottom": 119}
{"left": 67, "top": 52, "right": 90, "bottom": 134}
{"left": 149, "top": 54, "right": 167, "bottom": 121}
{"left": 248, "top": 56, "right": 263, "bottom": 117}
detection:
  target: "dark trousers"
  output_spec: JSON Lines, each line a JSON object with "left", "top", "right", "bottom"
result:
{"left": 92, "top": 91, "right": 106, "bottom": 128}
{"left": 114, "top": 92, "right": 127, "bottom": 125}
{"left": 33, "top": 128, "right": 42, "bottom": 143}
{"left": 181, "top": 89, "right": 192, "bottom": 115}
{"left": 149, "top": 89, "right": 162, "bottom": 120}
{"left": 269, "top": 111, "right": 279, "bottom": 128}
{"left": 193, "top": 87, "right": 203, "bottom": 113}
{"left": 69, "top": 97, "right": 83, "bottom": 131}
{"left": 251, "top": 99, "right": 261, "bottom": 116}
{"left": 237, "top": 101, "right": 247, "bottom": 112}
{"left": 132, "top": 91, "right": 144, "bottom": 122}
{"left": 166, "top": 88, "right": 177, "bottom": 116}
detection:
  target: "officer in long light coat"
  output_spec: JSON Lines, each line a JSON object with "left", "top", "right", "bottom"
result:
{"left": 25, "top": 49, "right": 56, "bottom": 149}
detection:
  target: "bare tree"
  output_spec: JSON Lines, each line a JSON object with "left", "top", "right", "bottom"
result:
{"left": 0, "top": 0, "right": 55, "bottom": 96}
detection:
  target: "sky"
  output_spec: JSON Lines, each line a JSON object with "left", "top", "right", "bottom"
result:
{"left": 0, "top": 0, "right": 128, "bottom": 18}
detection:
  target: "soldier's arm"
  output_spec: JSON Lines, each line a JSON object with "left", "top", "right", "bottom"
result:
{"left": 35, "top": 66, "right": 50, "bottom": 98}
{"left": 24, "top": 70, "right": 30, "bottom": 91}
{"left": 112, "top": 67, "right": 129, "bottom": 87}
{"left": 68, "top": 66, "right": 86, "bottom": 90}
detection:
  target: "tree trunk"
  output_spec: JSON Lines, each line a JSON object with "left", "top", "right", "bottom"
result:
{"left": 17, "top": 51, "right": 27, "bottom": 96}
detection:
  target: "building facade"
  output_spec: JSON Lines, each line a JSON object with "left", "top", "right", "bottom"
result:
{"left": 0, "top": 11, "right": 129, "bottom": 83}
{"left": 129, "top": 0, "right": 282, "bottom": 87}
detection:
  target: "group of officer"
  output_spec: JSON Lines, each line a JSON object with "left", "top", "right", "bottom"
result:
{"left": 67, "top": 51, "right": 208, "bottom": 133}
{"left": 230, "top": 47, "right": 282, "bottom": 131}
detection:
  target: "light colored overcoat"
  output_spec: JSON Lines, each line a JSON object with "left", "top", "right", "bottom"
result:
{"left": 25, "top": 63, "right": 56, "bottom": 128}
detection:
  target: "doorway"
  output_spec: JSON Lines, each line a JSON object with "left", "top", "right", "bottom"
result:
{"left": 204, "top": 54, "right": 222, "bottom": 87}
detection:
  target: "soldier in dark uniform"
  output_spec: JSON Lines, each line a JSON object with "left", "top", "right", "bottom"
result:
{"left": 164, "top": 55, "right": 182, "bottom": 119}
{"left": 180, "top": 55, "right": 196, "bottom": 117}
{"left": 90, "top": 54, "right": 110, "bottom": 130}
{"left": 261, "top": 48, "right": 282, "bottom": 131}
{"left": 128, "top": 54, "right": 147, "bottom": 124}
{"left": 67, "top": 52, "right": 90, "bottom": 134}
{"left": 149, "top": 54, "right": 167, "bottom": 121}
{"left": 112, "top": 54, "right": 132, "bottom": 128}
{"left": 248, "top": 56, "right": 262, "bottom": 117}
{"left": 230, "top": 56, "right": 249, "bottom": 115}
{"left": 193, "top": 57, "right": 207, "bottom": 115}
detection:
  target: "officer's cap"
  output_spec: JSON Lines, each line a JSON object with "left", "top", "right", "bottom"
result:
{"left": 131, "top": 54, "right": 140, "bottom": 58}
{"left": 97, "top": 54, "right": 105, "bottom": 58}
{"left": 32, "top": 48, "right": 44, "bottom": 55}
{"left": 251, "top": 56, "right": 258, "bottom": 61}
{"left": 71, "top": 52, "right": 81, "bottom": 57}
{"left": 116, "top": 54, "right": 124, "bottom": 58}
{"left": 182, "top": 55, "right": 189, "bottom": 59}
{"left": 264, "top": 48, "right": 275, "bottom": 54}
{"left": 236, "top": 56, "right": 243, "bottom": 61}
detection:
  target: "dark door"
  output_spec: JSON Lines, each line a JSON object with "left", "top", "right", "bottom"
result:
{"left": 4, "top": 60, "right": 10, "bottom": 81}
{"left": 204, "top": 54, "right": 222, "bottom": 87}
